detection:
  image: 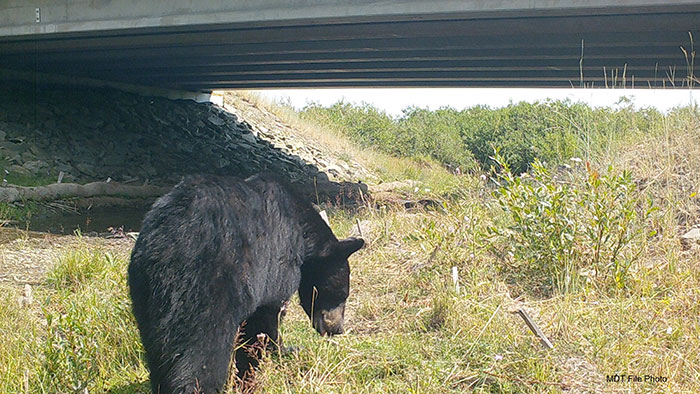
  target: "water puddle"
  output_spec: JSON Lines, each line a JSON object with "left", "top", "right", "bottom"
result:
{"left": 19, "top": 206, "right": 147, "bottom": 235}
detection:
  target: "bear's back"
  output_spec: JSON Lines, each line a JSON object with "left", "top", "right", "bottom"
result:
{"left": 130, "top": 174, "right": 322, "bottom": 318}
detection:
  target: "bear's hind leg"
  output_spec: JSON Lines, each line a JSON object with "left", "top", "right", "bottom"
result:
{"left": 154, "top": 326, "right": 238, "bottom": 394}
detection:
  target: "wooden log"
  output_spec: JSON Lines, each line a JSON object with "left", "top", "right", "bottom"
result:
{"left": 0, "top": 181, "right": 170, "bottom": 203}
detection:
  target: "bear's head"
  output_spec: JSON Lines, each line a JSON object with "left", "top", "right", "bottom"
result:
{"left": 299, "top": 237, "right": 364, "bottom": 336}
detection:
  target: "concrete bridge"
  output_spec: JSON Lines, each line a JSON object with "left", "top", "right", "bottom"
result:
{"left": 2, "top": 1, "right": 700, "bottom": 92}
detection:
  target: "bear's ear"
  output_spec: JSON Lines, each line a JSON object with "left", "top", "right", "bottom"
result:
{"left": 337, "top": 237, "right": 364, "bottom": 258}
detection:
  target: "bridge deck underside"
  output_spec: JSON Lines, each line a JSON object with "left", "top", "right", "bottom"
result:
{"left": 2, "top": 9, "right": 700, "bottom": 91}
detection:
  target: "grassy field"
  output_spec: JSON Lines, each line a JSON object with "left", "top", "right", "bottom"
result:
{"left": 1, "top": 97, "right": 699, "bottom": 393}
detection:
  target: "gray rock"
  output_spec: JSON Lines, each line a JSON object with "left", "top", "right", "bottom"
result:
{"left": 680, "top": 227, "right": 700, "bottom": 250}
{"left": 349, "top": 219, "right": 373, "bottom": 239}
{"left": 140, "top": 163, "right": 157, "bottom": 177}
{"left": 7, "top": 153, "right": 23, "bottom": 164}
{"left": 42, "top": 119, "right": 57, "bottom": 130}
{"left": 8, "top": 164, "right": 31, "bottom": 177}
{"left": 80, "top": 118, "right": 105, "bottom": 129}
{"left": 241, "top": 133, "right": 257, "bottom": 144}
{"left": 22, "top": 160, "right": 48, "bottom": 174}
{"left": 75, "top": 162, "right": 98, "bottom": 176}
{"left": 0, "top": 84, "right": 370, "bottom": 201}
{"left": 207, "top": 114, "right": 225, "bottom": 126}
{"left": 216, "top": 158, "right": 230, "bottom": 169}
{"left": 22, "top": 151, "right": 37, "bottom": 162}
{"left": 102, "top": 154, "right": 123, "bottom": 167}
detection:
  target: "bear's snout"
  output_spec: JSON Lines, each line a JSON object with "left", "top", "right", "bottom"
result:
{"left": 314, "top": 304, "right": 345, "bottom": 336}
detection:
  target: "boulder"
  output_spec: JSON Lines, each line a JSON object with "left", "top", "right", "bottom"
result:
{"left": 22, "top": 160, "right": 49, "bottom": 174}
{"left": 241, "top": 132, "right": 257, "bottom": 144}
{"left": 8, "top": 164, "right": 31, "bottom": 177}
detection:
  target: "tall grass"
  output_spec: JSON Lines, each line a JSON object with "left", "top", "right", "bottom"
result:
{"left": 0, "top": 246, "right": 148, "bottom": 393}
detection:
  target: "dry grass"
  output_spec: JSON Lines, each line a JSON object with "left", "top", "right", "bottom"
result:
{"left": 248, "top": 188, "right": 700, "bottom": 393}
{"left": 223, "top": 91, "right": 461, "bottom": 193}
{"left": 612, "top": 109, "right": 700, "bottom": 233}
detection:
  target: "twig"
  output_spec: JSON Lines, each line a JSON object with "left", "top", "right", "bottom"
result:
{"left": 357, "top": 186, "right": 367, "bottom": 207}
{"left": 23, "top": 368, "right": 29, "bottom": 394}
{"left": 427, "top": 241, "right": 442, "bottom": 265}
{"left": 451, "top": 266, "right": 460, "bottom": 294}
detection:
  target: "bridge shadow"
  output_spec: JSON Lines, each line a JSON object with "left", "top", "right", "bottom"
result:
{"left": 0, "top": 80, "right": 368, "bottom": 234}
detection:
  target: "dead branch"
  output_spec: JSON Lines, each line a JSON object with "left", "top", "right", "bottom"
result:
{"left": 0, "top": 181, "right": 170, "bottom": 203}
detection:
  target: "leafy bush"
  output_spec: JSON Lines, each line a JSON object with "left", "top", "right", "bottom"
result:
{"left": 489, "top": 151, "right": 655, "bottom": 295}
{"left": 299, "top": 100, "right": 664, "bottom": 174}
{"left": 300, "top": 102, "right": 477, "bottom": 171}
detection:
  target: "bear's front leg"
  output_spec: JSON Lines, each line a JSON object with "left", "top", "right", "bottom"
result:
{"left": 235, "top": 303, "right": 285, "bottom": 379}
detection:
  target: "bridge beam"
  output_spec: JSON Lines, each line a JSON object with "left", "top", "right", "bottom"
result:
{"left": 2, "top": 1, "right": 700, "bottom": 89}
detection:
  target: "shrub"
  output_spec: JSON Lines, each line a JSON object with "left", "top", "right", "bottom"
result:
{"left": 299, "top": 100, "right": 664, "bottom": 175}
{"left": 488, "top": 151, "right": 655, "bottom": 296}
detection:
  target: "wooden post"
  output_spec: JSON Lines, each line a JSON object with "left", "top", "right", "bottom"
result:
{"left": 514, "top": 308, "right": 554, "bottom": 349}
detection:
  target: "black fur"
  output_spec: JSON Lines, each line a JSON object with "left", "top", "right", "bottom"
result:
{"left": 128, "top": 174, "right": 363, "bottom": 394}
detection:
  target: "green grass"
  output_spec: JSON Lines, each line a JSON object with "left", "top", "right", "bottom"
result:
{"left": 4, "top": 174, "right": 57, "bottom": 187}
{"left": 0, "top": 245, "right": 148, "bottom": 393}
{"left": 0, "top": 201, "right": 41, "bottom": 223}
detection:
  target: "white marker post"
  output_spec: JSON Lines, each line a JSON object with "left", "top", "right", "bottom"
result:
{"left": 451, "top": 266, "right": 459, "bottom": 294}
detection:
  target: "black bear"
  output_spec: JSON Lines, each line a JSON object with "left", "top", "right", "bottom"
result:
{"left": 128, "top": 174, "right": 364, "bottom": 393}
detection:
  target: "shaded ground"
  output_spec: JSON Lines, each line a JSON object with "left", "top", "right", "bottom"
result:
{"left": 0, "top": 81, "right": 367, "bottom": 204}
{"left": 26, "top": 206, "right": 147, "bottom": 235}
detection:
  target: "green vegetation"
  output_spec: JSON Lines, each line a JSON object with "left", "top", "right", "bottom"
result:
{"left": 0, "top": 201, "right": 40, "bottom": 224}
{"left": 0, "top": 244, "right": 148, "bottom": 393}
{"left": 489, "top": 153, "right": 655, "bottom": 296}
{"left": 300, "top": 99, "right": 665, "bottom": 174}
{"left": 1, "top": 95, "right": 699, "bottom": 393}
{"left": 0, "top": 166, "right": 59, "bottom": 223}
